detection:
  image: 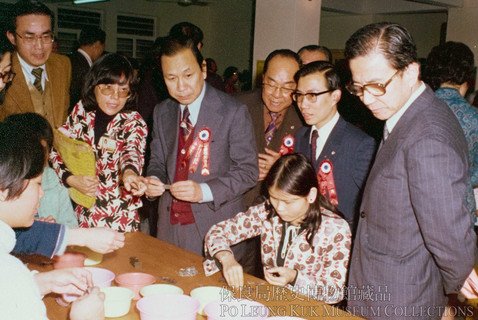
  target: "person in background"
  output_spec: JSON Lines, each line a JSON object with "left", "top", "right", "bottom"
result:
{"left": 2, "top": 0, "right": 71, "bottom": 128}
{"left": 69, "top": 26, "right": 106, "bottom": 113}
{"left": 297, "top": 45, "right": 333, "bottom": 65}
{"left": 204, "top": 153, "right": 351, "bottom": 304}
{"left": 144, "top": 36, "right": 258, "bottom": 258}
{"left": 0, "top": 120, "right": 104, "bottom": 320}
{"left": 223, "top": 66, "right": 239, "bottom": 95}
{"left": 293, "top": 61, "right": 375, "bottom": 232}
{"left": 169, "top": 21, "right": 204, "bottom": 50}
{"left": 5, "top": 113, "right": 78, "bottom": 227}
{"left": 423, "top": 41, "right": 478, "bottom": 219}
{"left": 344, "top": 22, "right": 476, "bottom": 318}
{"left": 205, "top": 57, "right": 225, "bottom": 92}
{"left": 51, "top": 53, "right": 148, "bottom": 232}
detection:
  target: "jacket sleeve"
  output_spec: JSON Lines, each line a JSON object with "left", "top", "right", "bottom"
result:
{"left": 13, "top": 221, "right": 65, "bottom": 258}
{"left": 120, "top": 112, "right": 148, "bottom": 175}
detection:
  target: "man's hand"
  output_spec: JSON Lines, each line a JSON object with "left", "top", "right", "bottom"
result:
{"left": 66, "top": 175, "right": 98, "bottom": 197}
{"left": 170, "top": 180, "right": 203, "bottom": 203}
{"left": 258, "top": 148, "right": 280, "bottom": 181}
{"left": 144, "top": 176, "right": 167, "bottom": 198}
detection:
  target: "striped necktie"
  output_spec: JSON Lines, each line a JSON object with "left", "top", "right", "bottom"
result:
{"left": 31, "top": 68, "right": 43, "bottom": 93}
{"left": 264, "top": 112, "right": 279, "bottom": 145}
{"left": 180, "top": 106, "right": 193, "bottom": 140}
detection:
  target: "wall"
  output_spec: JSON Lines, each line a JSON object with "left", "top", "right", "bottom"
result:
{"left": 320, "top": 12, "right": 448, "bottom": 59}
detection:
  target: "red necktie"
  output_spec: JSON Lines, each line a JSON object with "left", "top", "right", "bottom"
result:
{"left": 180, "top": 106, "right": 193, "bottom": 140}
{"left": 310, "top": 129, "right": 319, "bottom": 164}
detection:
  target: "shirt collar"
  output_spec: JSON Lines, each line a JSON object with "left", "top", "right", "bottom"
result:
{"left": 17, "top": 52, "right": 48, "bottom": 85}
{"left": 310, "top": 111, "right": 340, "bottom": 143}
{"left": 386, "top": 81, "right": 426, "bottom": 133}
{"left": 77, "top": 48, "right": 93, "bottom": 67}
{"left": 180, "top": 82, "right": 206, "bottom": 126}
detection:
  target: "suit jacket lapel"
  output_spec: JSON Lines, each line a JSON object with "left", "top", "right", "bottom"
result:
{"left": 318, "top": 117, "right": 346, "bottom": 164}
{"left": 8, "top": 54, "right": 33, "bottom": 113}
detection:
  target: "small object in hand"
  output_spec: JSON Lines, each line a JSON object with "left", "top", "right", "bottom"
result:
{"left": 129, "top": 256, "right": 142, "bottom": 269}
{"left": 163, "top": 184, "right": 171, "bottom": 190}
{"left": 178, "top": 266, "right": 198, "bottom": 277}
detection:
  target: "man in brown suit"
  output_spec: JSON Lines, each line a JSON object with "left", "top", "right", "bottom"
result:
{"left": 2, "top": 0, "right": 71, "bottom": 128}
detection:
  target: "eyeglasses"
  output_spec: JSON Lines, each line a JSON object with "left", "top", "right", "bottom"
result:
{"left": 262, "top": 82, "right": 295, "bottom": 96}
{"left": 292, "top": 89, "right": 334, "bottom": 104}
{"left": 97, "top": 84, "right": 130, "bottom": 98}
{"left": 346, "top": 70, "right": 400, "bottom": 97}
{"left": 15, "top": 32, "right": 54, "bottom": 45}
{"left": 0, "top": 70, "right": 15, "bottom": 83}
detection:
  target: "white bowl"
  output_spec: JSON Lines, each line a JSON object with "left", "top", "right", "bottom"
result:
{"left": 101, "top": 287, "right": 134, "bottom": 318}
{"left": 140, "top": 284, "right": 184, "bottom": 297}
{"left": 190, "top": 286, "right": 232, "bottom": 315}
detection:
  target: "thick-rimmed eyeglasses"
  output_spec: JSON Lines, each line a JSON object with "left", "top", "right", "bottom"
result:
{"left": 97, "top": 84, "right": 130, "bottom": 98}
{"left": 0, "top": 70, "right": 15, "bottom": 83}
{"left": 262, "top": 82, "right": 295, "bottom": 96}
{"left": 292, "top": 89, "right": 334, "bottom": 104}
{"left": 346, "top": 70, "right": 400, "bottom": 97}
{"left": 15, "top": 32, "right": 54, "bottom": 45}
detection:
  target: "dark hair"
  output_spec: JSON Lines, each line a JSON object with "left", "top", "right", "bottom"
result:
{"left": 344, "top": 22, "right": 417, "bottom": 71}
{"left": 294, "top": 61, "right": 341, "bottom": 91}
{"left": 9, "top": 0, "right": 54, "bottom": 33}
{"left": 264, "top": 153, "right": 337, "bottom": 247}
{"left": 263, "top": 49, "right": 301, "bottom": 75}
{"left": 423, "top": 41, "right": 475, "bottom": 91}
{"left": 82, "top": 53, "right": 138, "bottom": 112}
{"left": 0, "top": 121, "right": 44, "bottom": 200}
{"left": 160, "top": 35, "right": 203, "bottom": 68}
{"left": 169, "top": 21, "right": 204, "bottom": 48}
{"left": 4, "top": 112, "right": 53, "bottom": 151}
{"left": 205, "top": 58, "right": 216, "bottom": 72}
{"left": 0, "top": 33, "right": 14, "bottom": 57}
{"left": 223, "top": 66, "right": 238, "bottom": 80}
{"left": 79, "top": 26, "right": 106, "bottom": 46}
{"left": 297, "top": 45, "right": 333, "bottom": 63}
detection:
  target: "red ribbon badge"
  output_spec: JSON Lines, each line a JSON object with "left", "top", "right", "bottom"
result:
{"left": 279, "top": 134, "right": 295, "bottom": 156}
{"left": 317, "top": 159, "right": 338, "bottom": 207}
{"left": 187, "top": 128, "right": 211, "bottom": 176}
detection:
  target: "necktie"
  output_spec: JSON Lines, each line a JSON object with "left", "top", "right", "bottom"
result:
{"left": 180, "top": 106, "right": 193, "bottom": 140}
{"left": 379, "top": 124, "right": 390, "bottom": 150}
{"left": 31, "top": 68, "right": 43, "bottom": 93}
{"left": 264, "top": 112, "right": 279, "bottom": 145}
{"left": 310, "top": 129, "right": 319, "bottom": 162}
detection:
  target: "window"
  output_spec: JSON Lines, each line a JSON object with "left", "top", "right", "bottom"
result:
{"left": 116, "top": 14, "right": 155, "bottom": 60}
{"left": 56, "top": 7, "right": 103, "bottom": 55}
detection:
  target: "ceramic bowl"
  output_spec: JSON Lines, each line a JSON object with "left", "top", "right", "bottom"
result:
{"left": 84, "top": 267, "right": 115, "bottom": 288}
{"left": 137, "top": 293, "right": 199, "bottom": 320}
{"left": 140, "top": 283, "right": 184, "bottom": 297}
{"left": 204, "top": 299, "right": 269, "bottom": 319}
{"left": 101, "top": 287, "right": 135, "bottom": 318}
{"left": 53, "top": 252, "right": 86, "bottom": 269}
{"left": 189, "top": 286, "right": 232, "bottom": 315}
{"left": 115, "top": 272, "right": 156, "bottom": 300}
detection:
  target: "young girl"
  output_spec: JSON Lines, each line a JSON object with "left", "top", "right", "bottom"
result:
{"left": 0, "top": 120, "right": 104, "bottom": 319}
{"left": 204, "top": 153, "right": 351, "bottom": 304}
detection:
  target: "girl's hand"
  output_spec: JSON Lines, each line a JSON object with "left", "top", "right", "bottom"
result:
{"left": 216, "top": 252, "right": 243, "bottom": 288}
{"left": 34, "top": 268, "right": 92, "bottom": 296}
{"left": 263, "top": 266, "right": 297, "bottom": 287}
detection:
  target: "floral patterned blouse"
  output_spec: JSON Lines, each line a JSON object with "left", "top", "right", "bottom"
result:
{"left": 203, "top": 202, "right": 351, "bottom": 304}
{"left": 435, "top": 87, "right": 478, "bottom": 214}
{"left": 50, "top": 101, "right": 147, "bottom": 232}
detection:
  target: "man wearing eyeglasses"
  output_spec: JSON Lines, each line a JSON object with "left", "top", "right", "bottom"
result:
{"left": 345, "top": 22, "right": 477, "bottom": 319}
{"left": 1, "top": 0, "right": 71, "bottom": 129}
{"left": 293, "top": 61, "right": 375, "bottom": 232}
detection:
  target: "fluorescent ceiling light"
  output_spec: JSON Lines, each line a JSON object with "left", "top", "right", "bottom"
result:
{"left": 73, "top": 0, "right": 108, "bottom": 4}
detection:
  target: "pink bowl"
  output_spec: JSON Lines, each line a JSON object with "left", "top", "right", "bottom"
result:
{"left": 84, "top": 267, "right": 115, "bottom": 288}
{"left": 53, "top": 252, "right": 86, "bottom": 269}
{"left": 137, "top": 294, "right": 199, "bottom": 320}
{"left": 204, "top": 299, "right": 269, "bottom": 319}
{"left": 115, "top": 272, "right": 156, "bottom": 300}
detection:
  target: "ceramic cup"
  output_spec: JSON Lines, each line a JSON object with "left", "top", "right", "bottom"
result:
{"left": 101, "top": 287, "right": 135, "bottom": 318}
{"left": 115, "top": 272, "right": 156, "bottom": 300}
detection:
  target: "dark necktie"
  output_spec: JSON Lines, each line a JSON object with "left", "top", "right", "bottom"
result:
{"left": 264, "top": 112, "right": 279, "bottom": 146}
{"left": 180, "top": 106, "right": 193, "bottom": 140}
{"left": 31, "top": 68, "right": 43, "bottom": 93}
{"left": 379, "top": 124, "right": 390, "bottom": 150}
{"left": 310, "top": 129, "right": 319, "bottom": 163}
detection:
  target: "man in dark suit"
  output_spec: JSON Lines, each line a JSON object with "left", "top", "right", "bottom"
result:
{"left": 2, "top": 0, "right": 70, "bottom": 129}
{"left": 293, "top": 61, "right": 375, "bottom": 232}
{"left": 344, "top": 22, "right": 476, "bottom": 319}
{"left": 144, "top": 36, "right": 258, "bottom": 258}
{"left": 68, "top": 26, "right": 105, "bottom": 111}
{"left": 236, "top": 49, "right": 303, "bottom": 206}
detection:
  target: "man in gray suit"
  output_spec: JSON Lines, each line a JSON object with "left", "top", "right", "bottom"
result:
{"left": 344, "top": 22, "right": 476, "bottom": 319}
{"left": 144, "top": 36, "right": 258, "bottom": 257}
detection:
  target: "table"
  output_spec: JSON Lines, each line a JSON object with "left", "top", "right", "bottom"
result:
{"left": 39, "top": 232, "right": 361, "bottom": 319}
